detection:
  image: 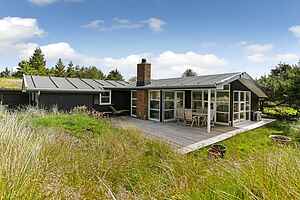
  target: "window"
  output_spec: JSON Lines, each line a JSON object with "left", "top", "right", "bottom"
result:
{"left": 131, "top": 91, "right": 137, "bottom": 117}
{"left": 149, "top": 90, "right": 160, "bottom": 121}
{"left": 100, "top": 91, "right": 111, "bottom": 105}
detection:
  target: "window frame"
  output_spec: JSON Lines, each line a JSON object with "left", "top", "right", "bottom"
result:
{"left": 148, "top": 90, "right": 161, "bottom": 121}
{"left": 99, "top": 90, "right": 111, "bottom": 105}
{"left": 131, "top": 90, "right": 137, "bottom": 117}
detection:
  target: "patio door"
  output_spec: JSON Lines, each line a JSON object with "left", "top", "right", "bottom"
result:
{"left": 163, "top": 91, "right": 175, "bottom": 122}
{"left": 233, "top": 91, "right": 251, "bottom": 124}
{"left": 149, "top": 90, "right": 160, "bottom": 121}
{"left": 175, "top": 91, "right": 185, "bottom": 118}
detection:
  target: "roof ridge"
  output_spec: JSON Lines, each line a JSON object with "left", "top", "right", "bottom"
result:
{"left": 151, "top": 72, "right": 242, "bottom": 81}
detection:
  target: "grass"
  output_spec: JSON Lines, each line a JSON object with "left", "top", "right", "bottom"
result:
{"left": 0, "top": 78, "right": 22, "bottom": 90}
{"left": 1, "top": 109, "right": 300, "bottom": 199}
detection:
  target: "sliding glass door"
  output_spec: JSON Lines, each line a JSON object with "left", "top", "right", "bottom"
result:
{"left": 233, "top": 91, "right": 251, "bottom": 123}
{"left": 149, "top": 90, "right": 160, "bottom": 121}
{"left": 163, "top": 91, "right": 175, "bottom": 121}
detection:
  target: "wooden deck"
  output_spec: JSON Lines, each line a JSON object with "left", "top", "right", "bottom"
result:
{"left": 112, "top": 117, "right": 275, "bottom": 154}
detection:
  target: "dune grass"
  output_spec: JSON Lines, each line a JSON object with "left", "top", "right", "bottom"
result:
{"left": 0, "top": 110, "right": 300, "bottom": 199}
{"left": 0, "top": 78, "right": 22, "bottom": 90}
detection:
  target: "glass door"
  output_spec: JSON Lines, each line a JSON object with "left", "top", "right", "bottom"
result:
{"left": 175, "top": 91, "right": 185, "bottom": 119}
{"left": 163, "top": 91, "right": 175, "bottom": 121}
{"left": 149, "top": 90, "right": 160, "bottom": 121}
{"left": 233, "top": 91, "right": 251, "bottom": 123}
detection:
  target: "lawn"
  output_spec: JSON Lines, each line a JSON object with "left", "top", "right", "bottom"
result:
{"left": 1, "top": 109, "right": 300, "bottom": 199}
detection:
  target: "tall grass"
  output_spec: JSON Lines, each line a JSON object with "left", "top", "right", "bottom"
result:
{"left": 0, "top": 108, "right": 299, "bottom": 199}
{"left": 0, "top": 111, "right": 46, "bottom": 199}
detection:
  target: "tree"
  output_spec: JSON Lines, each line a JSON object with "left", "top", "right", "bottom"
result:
{"left": 15, "top": 60, "right": 36, "bottom": 77}
{"left": 66, "top": 61, "right": 76, "bottom": 78}
{"left": 54, "top": 58, "right": 66, "bottom": 77}
{"left": 29, "top": 48, "right": 47, "bottom": 75}
{"left": 182, "top": 68, "right": 197, "bottom": 77}
{"left": 84, "top": 66, "right": 105, "bottom": 79}
{"left": 106, "top": 69, "right": 124, "bottom": 81}
{"left": 257, "top": 62, "right": 300, "bottom": 108}
{"left": 0, "top": 67, "right": 11, "bottom": 77}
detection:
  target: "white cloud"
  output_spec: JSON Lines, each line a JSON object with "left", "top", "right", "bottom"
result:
{"left": 144, "top": 18, "right": 166, "bottom": 32}
{"left": 81, "top": 20, "right": 105, "bottom": 29}
{"left": 82, "top": 17, "right": 166, "bottom": 32}
{"left": 247, "top": 54, "right": 266, "bottom": 63}
{"left": 19, "top": 42, "right": 226, "bottom": 79}
{"left": 239, "top": 42, "right": 273, "bottom": 63}
{"left": 289, "top": 25, "right": 300, "bottom": 38}
{"left": 29, "top": 0, "right": 83, "bottom": 6}
{"left": 29, "top": 0, "right": 59, "bottom": 6}
{"left": 275, "top": 53, "right": 299, "bottom": 63}
{"left": 0, "top": 17, "right": 44, "bottom": 43}
{"left": 244, "top": 43, "right": 273, "bottom": 54}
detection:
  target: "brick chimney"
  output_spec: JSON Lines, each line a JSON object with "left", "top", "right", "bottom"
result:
{"left": 136, "top": 58, "right": 151, "bottom": 86}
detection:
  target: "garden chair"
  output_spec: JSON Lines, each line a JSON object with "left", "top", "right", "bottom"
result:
{"left": 184, "top": 109, "right": 198, "bottom": 127}
{"left": 176, "top": 108, "right": 185, "bottom": 123}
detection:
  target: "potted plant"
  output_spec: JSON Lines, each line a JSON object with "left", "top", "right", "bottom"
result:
{"left": 208, "top": 144, "right": 227, "bottom": 159}
{"left": 269, "top": 135, "right": 292, "bottom": 145}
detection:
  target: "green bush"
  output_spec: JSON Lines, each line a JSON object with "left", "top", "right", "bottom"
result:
{"left": 263, "top": 106, "right": 299, "bottom": 120}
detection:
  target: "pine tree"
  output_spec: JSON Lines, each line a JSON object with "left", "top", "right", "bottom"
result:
{"left": 15, "top": 60, "right": 37, "bottom": 77}
{"left": 54, "top": 58, "right": 66, "bottom": 77}
{"left": 0, "top": 67, "right": 11, "bottom": 77}
{"left": 182, "top": 68, "right": 197, "bottom": 77}
{"left": 106, "top": 69, "right": 124, "bottom": 81}
{"left": 66, "top": 61, "right": 76, "bottom": 77}
{"left": 29, "top": 48, "right": 47, "bottom": 75}
{"left": 85, "top": 66, "right": 105, "bottom": 79}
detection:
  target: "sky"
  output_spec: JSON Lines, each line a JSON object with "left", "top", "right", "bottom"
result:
{"left": 0, "top": 0, "right": 300, "bottom": 79}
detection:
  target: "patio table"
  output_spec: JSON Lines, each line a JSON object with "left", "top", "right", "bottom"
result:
{"left": 192, "top": 112, "right": 207, "bottom": 127}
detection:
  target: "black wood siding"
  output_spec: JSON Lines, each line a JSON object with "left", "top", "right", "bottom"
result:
{"left": 0, "top": 90, "right": 29, "bottom": 108}
{"left": 39, "top": 92, "right": 97, "bottom": 111}
{"left": 111, "top": 90, "right": 131, "bottom": 110}
{"left": 38, "top": 90, "right": 131, "bottom": 111}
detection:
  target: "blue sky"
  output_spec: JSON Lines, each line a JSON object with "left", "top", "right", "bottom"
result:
{"left": 0, "top": 0, "right": 300, "bottom": 79}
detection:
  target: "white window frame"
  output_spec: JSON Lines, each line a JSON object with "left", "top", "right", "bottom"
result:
{"left": 162, "top": 90, "right": 176, "bottom": 122}
{"left": 191, "top": 89, "right": 216, "bottom": 117}
{"left": 215, "top": 84, "right": 230, "bottom": 125}
{"left": 99, "top": 90, "right": 111, "bottom": 105}
{"left": 148, "top": 90, "right": 161, "bottom": 122}
{"left": 131, "top": 90, "right": 137, "bottom": 117}
{"left": 233, "top": 91, "right": 251, "bottom": 124}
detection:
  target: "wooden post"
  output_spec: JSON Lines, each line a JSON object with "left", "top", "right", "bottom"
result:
{"left": 207, "top": 89, "right": 211, "bottom": 133}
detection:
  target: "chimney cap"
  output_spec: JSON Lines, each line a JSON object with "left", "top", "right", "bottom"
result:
{"left": 141, "top": 58, "right": 147, "bottom": 64}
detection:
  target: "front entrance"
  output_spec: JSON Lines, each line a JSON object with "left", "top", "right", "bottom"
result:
{"left": 233, "top": 91, "right": 251, "bottom": 124}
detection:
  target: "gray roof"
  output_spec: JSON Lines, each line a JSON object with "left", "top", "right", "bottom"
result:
{"left": 23, "top": 75, "right": 131, "bottom": 92}
{"left": 132, "top": 72, "right": 243, "bottom": 89}
{"left": 238, "top": 78, "right": 267, "bottom": 98}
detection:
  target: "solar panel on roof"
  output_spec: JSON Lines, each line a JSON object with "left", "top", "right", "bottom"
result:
{"left": 67, "top": 78, "right": 93, "bottom": 89}
{"left": 51, "top": 77, "right": 76, "bottom": 90}
{"left": 95, "top": 80, "right": 114, "bottom": 87}
{"left": 82, "top": 79, "right": 104, "bottom": 90}
{"left": 32, "top": 76, "right": 57, "bottom": 89}
{"left": 25, "top": 75, "right": 36, "bottom": 89}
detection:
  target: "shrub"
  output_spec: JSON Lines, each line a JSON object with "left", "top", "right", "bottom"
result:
{"left": 263, "top": 106, "right": 299, "bottom": 120}
{"left": 72, "top": 105, "right": 88, "bottom": 114}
